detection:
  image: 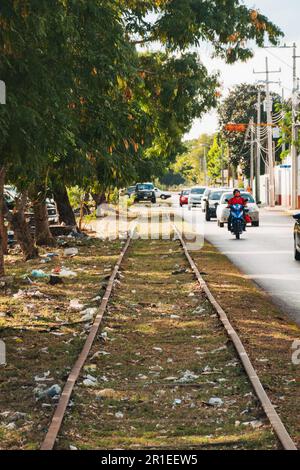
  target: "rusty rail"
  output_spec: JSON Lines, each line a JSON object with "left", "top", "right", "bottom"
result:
{"left": 40, "top": 232, "right": 133, "bottom": 450}
{"left": 173, "top": 224, "right": 297, "bottom": 451}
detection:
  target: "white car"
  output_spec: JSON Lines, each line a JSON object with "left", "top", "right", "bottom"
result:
{"left": 216, "top": 191, "right": 260, "bottom": 227}
{"left": 154, "top": 187, "right": 171, "bottom": 200}
{"left": 188, "top": 186, "right": 207, "bottom": 210}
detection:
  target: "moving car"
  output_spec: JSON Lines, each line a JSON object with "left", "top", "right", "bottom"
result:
{"left": 293, "top": 213, "right": 300, "bottom": 260}
{"left": 154, "top": 187, "right": 171, "bottom": 200}
{"left": 188, "top": 186, "right": 206, "bottom": 210}
{"left": 217, "top": 191, "right": 260, "bottom": 228}
{"left": 205, "top": 189, "right": 229, "bottom": 221}
{"left": 179, "top": 189, "right": 190, "bottom": 207}
{"left": 201, "top": 187, "right": 228, "bottom": 213}
{"left": 134, "top": 183, "right": 156, "bottom": 203}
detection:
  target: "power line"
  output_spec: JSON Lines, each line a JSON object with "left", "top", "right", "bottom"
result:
{"left": 264, "top": 47, "right": 293, "bottom": 70}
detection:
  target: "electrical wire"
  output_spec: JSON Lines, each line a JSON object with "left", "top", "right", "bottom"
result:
{"left": 264, "top": 47, "right": 293, "bottom": 70}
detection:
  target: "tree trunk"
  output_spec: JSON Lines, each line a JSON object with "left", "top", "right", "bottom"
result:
{"left": 0, "top": 167, "right": 5, "bottom": 276}
{"left": 53, "top": 183, "right": 77, "bottom": 227}
{"left": 33, "top": 200, "right": 56, "bottom": 246}
{"left": 9, "top": 194, "right": 39, "bottom": 261}
{"left": 92, "top": 192, "right": 107, "bottom": 209}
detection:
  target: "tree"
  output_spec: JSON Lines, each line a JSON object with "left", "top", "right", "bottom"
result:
{"left": 122, "top": 0, "right": 282, "bottom": 61}
{"left": 207, "top": 134, "right": 228, "bottom": 184}
{"left": 218, "top": 83, "right": 281, "bottom": 176}
{"left": 173, "top": 134, "right": 213, "bottom": 184}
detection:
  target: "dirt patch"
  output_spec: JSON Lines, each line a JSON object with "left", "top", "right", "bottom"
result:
{"left": 0, "top": 236, "right": 123, "bottom": 450}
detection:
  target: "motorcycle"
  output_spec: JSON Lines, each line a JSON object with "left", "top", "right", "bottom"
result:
{"left": 228, "top": 204, "right": 248, "bottom": 239}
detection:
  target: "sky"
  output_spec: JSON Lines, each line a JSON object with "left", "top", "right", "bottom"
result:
{"left": 184, "top": 0, "right": 300, "bottom": 140}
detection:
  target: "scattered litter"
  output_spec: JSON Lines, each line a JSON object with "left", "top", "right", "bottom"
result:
{"left": 92, "top": 296, "right": 101, "bottom": 302}
{"left": 36, "top": 384, "right": 62, "bottom": 400}
{"left": 64, "top": 247, "right": 79, "bottom": 257}
{"left": 115, "top": 412, "right": 124, "bottom": 419}
{"left": 31, "top": 269, "right": 49, "bottom": 279}
{"left": 49, "top": 275, "right": 64, "bottom": 285}
{"left": 59, "top": 268, "right": 77, "bottom": 278}
{"left": 210, "top": 346, "right": 227, "bottom": 354}
{"left": 188, "top": 293, "right": 195, "bottom": 297}
{"left": 0, "top": 411, "right": 27, "bottom": 423}
{"left": 173, "top": 399, "right": 182, "bottom": 406}
{"left": 13, "top": 289, "right": 45, "bottom": 299}
{"left": 91, "top": 351, "right": 110, "bottom": 360}
{"left": 69, "top": 299, "right": 85, "bottom": 311}
{"left": 45, "top": 253, "right": 59, "bottom": 259}
{"left": 207, "top": 397, "right": 224, "bottom": 407}
{"left": 34, "top": 371, "right": 51, "bottom": 382}
{"left": 3, "top": 422, "right": 16, "bottom": 430}
{"left": 202, "top": 366, "right": 212, "bottom": 374}
{"left": 170, "top": 315, "right": 180, "bottom": 319}
{"left": 192, "top": 306, "right": 206, "bottom": 315}
{"left": 243, "top": 420, "right": 263, "bottom": 429}
{"left": 80, "top": 308, "right": 97, "bottom": 322}
{"left": 137, "top": 374, "right": 148, "bottom": 380}
{"left": 178, "top": 370, "right": 199, "bottom": 383}
{"left": 83, "top": 375, "right": 98, "bottom": 387}
{"left": 70, "top": 445, "right": 78, "bottom": 451}
{"left": 96, "top": 389, "right": 116, "bottom": 398}
{"left": 153, "top": 347, "right": 163, "bottom": 352}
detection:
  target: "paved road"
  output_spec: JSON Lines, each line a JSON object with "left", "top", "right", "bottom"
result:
{"left": 173, "top": 198, "right": 300, "bottom": 324}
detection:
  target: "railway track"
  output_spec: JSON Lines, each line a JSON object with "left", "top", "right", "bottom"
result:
{"left": 40, "top": 214, "right": 297, "bottom": 451}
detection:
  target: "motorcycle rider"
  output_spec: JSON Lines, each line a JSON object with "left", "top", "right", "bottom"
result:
{"left": 227, "top": 189, "right": 248, "bottom": 231}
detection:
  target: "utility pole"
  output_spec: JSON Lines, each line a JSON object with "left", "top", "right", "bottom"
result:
{"left": 254, "top": 58, "right": 281, "bottom": 207}
{"left": 250, "top": 118, "right": 254, "bottom": 192}
{"left": 264, "top": 43, "right": 300, "bottom": 208}
{"left": 291, "top": 43, "right": 300, "bottom": 209}
{"left": 256, "top": 90, "right": 262, "bottom": 203}
{"left": 281, "top": 88, "right": 286, "bottom": 156}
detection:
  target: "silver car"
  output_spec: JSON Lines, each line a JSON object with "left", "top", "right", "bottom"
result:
{"left": 188, "top": 186, "right": 207, "bottom": 210}
{"left": 216, "top": 191, "right": 260, "bottom": 227}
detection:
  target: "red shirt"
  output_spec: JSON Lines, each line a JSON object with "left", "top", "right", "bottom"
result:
{"left": 228, "top": 196, "right": 247, "bottom": 206}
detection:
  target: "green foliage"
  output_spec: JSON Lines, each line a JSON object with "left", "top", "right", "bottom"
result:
{"left": 173, "top": 134, "right": 213, "bottom": 184}
{"left": 207, "top": 135, "right": 227, "bottom": 184}
{"left": 218, "top": 83, "right": 281, "bottom": 176}
{"left": 0, "top": 1, "right": 282, "bottom": 195}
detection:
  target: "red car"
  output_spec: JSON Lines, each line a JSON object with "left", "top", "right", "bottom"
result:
{"left": 179, "top": 189, "right": 190, "bottom": 207}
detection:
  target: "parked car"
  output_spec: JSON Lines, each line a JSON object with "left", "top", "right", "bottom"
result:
{"left": 179, "top": 189, "right": 190, "bottom": 207}
{"left": 126, "top": 186, "right": 136, "bottom": 197}
{"left": 188, "top": 186, "right": 207, "bottom": 210}
{"left": 134, "top": 183, "right": 156, "bottom": 203}
{"left": 154, "top": 187, "right": 171, "bottom": 200}
{"left": 26, "top": 201, "right": 59, "bottom": 227}
{"left": 216, "top": 191, "right": 260, "bottom": 227}
{"left": 205, "top": 189, "right": 229, "bottom": 221}
{"left": 293, "top": 213, "right": 300, "bottom": 260}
